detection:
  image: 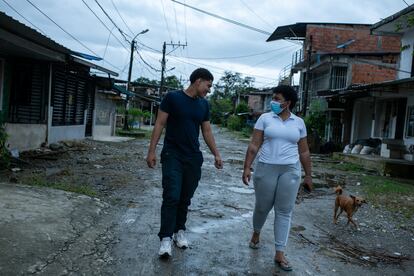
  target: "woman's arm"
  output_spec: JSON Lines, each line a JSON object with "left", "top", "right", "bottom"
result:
{"left": 242, "top": 129, "right": 264, "bottom": 185}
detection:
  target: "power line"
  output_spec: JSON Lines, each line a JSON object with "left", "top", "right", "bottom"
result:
{"left": 94, "top": 0, "right": 130, "bottom": 43}
{"left": 25, "top": 0, "right": 101, "bottom": 58}
{"left": 239, "top": 0, "right": 273, "bottom": 29}
{"left": 135, "top": 48, "right": 161, "bottom": 72}
{"left": 171, "top": 0, "right": 271, "bottom": 35}
{"left": 111, "top": 0, "right": 134, "bottom": 36}
{"left": 172, "top": 0, "right": 180, "bottom": 41}
{"left": 81, "top": 0, "right": 129, "bottom": 51}
{"left": 24, "top": 0, "right": 125, "bottom": 72}
{"left": 1, "top": 0, "right": 45, "bottom": 34}
{"left": 160, "top": 0, "right": 173, "bottom": 41}
{"left": 402, "top": 0, "right": 410, "bottom": 7}
{"left": 174, "top": 45, "right": 296, "bottom": 60}
{"left": 102, "top": 26, "right": 115, "bottom": 62}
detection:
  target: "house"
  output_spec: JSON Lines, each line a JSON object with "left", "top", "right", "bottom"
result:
{"left": 267, "top": 22, "right": 401, "bottom": 145}
{"left": 322, "top": 5, "right": 414, "bottom": 161}
{"left": 0, "top": 11, "right": 119, "bottom": 151}
{"left": 247, "top": 87, "right": 300, "bottom": 114}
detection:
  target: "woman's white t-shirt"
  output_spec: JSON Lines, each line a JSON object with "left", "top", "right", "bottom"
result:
{"left": 254, "top": 112, "right": 307, "bottom": 165}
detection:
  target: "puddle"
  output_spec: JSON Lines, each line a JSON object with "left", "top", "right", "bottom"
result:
{"left": 189, "top": 212, "right": 253, "bottom": 234}
{"left": 227, "top": 187, "right": 255, "bottom": 194}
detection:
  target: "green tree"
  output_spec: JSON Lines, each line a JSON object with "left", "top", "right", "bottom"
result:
{"left": 164, "top": 75, "right": 183, "bottom": 90}
{"left": 210, "top": 98, "right": 233, "bottom": 125}
{"left": 211, "top": 71, "right": 255, "bottom": 101}
{"left": 235, "top": 102, "right": 249, "bottom": 114}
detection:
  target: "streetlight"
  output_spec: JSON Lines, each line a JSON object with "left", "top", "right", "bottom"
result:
{"left": 123, "top": 28, "right": 149, "bottom": 130}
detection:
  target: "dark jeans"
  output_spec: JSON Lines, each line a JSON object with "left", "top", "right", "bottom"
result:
{"left": 158, "top": 149, "right": 203, "bottom": 240}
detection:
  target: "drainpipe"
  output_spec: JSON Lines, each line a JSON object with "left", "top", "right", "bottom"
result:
{"left": 303, "top": 35, "right": 313, "bottom": 116}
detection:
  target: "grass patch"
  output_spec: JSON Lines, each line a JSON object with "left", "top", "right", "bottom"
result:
{"left": 362, "top": 175, "right": 414, "bottom": 219}
{"left": 23, "top": 175, "right": 97, "bottom": 197}
{"left": 116, "top": 128, "right": 152, "bottom": 139}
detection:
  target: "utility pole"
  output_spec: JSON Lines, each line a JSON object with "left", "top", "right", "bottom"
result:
{"left": 123, "top": 29, "right": 149, "bottom": 130}
{"left": 302, "top": 35, "right": 312, "bottom": 117}
{"left": 123, "top": 40, "right": 135, "bottom": 130}
{"left": 159, "top": 41, "right": 187, "bottom": 96}
{"left": 159, "top": 42, "right": 166, "bottom": 97}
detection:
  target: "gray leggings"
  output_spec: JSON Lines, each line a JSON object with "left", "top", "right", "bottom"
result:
{"left": 252, "top": 161, "right": 301, "bottom": 252}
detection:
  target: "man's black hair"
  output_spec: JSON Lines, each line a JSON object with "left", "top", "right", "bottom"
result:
{"left": 272, "top": 85, "right": 298, "bottom": 110}
{"left": 190, "top": 68, "right": 214, "bottom": 84}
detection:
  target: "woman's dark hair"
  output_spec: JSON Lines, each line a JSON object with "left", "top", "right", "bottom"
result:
{"left": 190, "top": 68, "right": 214, "bottom": 84}
{"left": 272, "top": 85, "right": 298, "bottom": 110}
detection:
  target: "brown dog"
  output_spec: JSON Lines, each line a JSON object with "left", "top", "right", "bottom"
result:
{"left": 333, "top": 186, "right": 367, "bottom": 227}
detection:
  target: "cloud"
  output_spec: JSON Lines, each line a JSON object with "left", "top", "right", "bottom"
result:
{"left": 0, "top": 0, "right": 407, "bottom": 88}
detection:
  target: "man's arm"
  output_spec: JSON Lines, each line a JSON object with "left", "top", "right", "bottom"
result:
{"left": 242, "top": 129, "right": 263, "bottom": 185}
{"left": 146, "top": 110, "right": 169, "bottom": 168}
{"left": 298, "top": 137, "right": 313, "bottom": 191}
{"left": 201, "top": 121, "right": 223, "bottom": 169}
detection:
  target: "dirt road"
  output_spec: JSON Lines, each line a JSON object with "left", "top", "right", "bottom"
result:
{"left": 0, "top": 126, "right": 413, "bottom": 275}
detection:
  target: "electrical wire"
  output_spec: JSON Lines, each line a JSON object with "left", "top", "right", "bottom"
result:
{"left": 25, "top": 0, "right": 101, "bottom": 57}
{"left": 94, "top": 0, "right": 130, "bottom": 43}
{"left": 81, "top": 0, "right": 129, "bottom": 51}
{"left": 160, "top": 0, "right": 173, "bottom": 42}
{"left": 1, "top": 0, "right": 45, "bottom": 34}
{"left": 111, "top": 0, "right": 134, "bottom": 36}
{"left": 239, "top": 0, "right": 273, "bottom": 29}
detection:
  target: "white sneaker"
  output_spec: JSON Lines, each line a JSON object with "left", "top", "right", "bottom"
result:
{"left": 158, "top": 237, "right": 172, "bottom": 258}
{"left": 173, "top": 230, "right": 189, "bottom": 249}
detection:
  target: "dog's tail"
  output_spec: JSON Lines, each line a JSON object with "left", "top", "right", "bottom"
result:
{"left": 334, "top": 185, "right": 343, "bottom": 195}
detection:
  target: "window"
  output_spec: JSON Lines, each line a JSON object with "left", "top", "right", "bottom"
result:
{"left": 406, "top": 106, "right": 414, "bottom": 138}
{"left": 8, "top": 61, "right": 48, "bottom": 123}
{"left": 330, "top": 66, "right": 347, "bottom": 90}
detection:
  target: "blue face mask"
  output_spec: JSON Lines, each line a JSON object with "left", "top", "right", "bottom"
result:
{"left": 270, "top": 100, "right": 284, "bottom": 114}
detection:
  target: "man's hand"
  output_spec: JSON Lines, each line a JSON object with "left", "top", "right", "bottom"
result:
{"left": 242, "top": 168, "right": 251, "bottom": 186}
{"left": 146, "top": 151, "right": 156, "bottom": 168}
{"left": 214, "top": 155, "right": 223, "bottom": 169}
{"left": 303, "top": 175, "right": 313, "bottom": 192}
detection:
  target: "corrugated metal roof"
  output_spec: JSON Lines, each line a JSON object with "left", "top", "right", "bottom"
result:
{"left": 267, "top": 22, "right": 371, "bottom": 42}
{"left": 0, "top": 11, "right": 71, "bottom": 55}
{"left": 371, "top": 5, "right": 414, "bottom": 31}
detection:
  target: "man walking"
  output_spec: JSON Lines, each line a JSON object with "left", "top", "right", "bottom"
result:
{"left": 146, "top": 68, "right": 223, "bottom": 258}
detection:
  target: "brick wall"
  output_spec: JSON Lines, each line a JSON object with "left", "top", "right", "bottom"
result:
{"left": 305, "top": 24, "right": 401, "bottom": 57}
{"left": 351, "top": 63, "right": 396, "bottom": 84}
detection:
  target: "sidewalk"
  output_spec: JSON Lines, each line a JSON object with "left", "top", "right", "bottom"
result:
{"left": 0, "top": 183, "right": 110, "bottom": 275}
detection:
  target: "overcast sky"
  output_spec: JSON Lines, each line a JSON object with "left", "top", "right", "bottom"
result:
{"left": 0, "top": 0, "right": 409, "bottom": 88}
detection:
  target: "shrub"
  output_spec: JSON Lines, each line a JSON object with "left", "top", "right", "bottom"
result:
{"left": 227, "top": 115, "right": 244, "bottom": 131}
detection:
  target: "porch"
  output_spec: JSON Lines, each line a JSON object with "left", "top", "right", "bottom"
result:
{"left": 333, "top": 152, "right": 414, "bottom": 179}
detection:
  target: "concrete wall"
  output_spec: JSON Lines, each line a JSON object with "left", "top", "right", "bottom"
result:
{"left": 350, "top": 99, "right": 374, "bottom": 143}
{"left": 5, "top": 123, "right": 46, "bottom": 151}
{"left": 48, "top": 124, "right": 86, "bottom": 144}
{"left": 399, "top": 29, "right": 414, "bottom": 79}
{"left": 93, "top": 93, "right": 116, "bottom": 138}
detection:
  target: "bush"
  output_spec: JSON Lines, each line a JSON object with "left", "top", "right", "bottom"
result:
{"left": 210, "top": 98, "right": 233, "bottom": 125}
{"left": 235, "top": 102, "right": 249, "bottom": 114}
{"left": 227, "top": 115, "right": 244, "bottom": 131}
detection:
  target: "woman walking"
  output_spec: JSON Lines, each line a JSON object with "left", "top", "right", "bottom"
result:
{"left": 242, "top": 85, "right": 312, "bottom": 271}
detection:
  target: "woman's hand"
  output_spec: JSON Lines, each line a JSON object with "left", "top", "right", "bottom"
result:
{"left": 242, "top": 168, "right": 252, "bottom": 186}
{"left": 303, "top": 175, "right": 313, "bottom": 192}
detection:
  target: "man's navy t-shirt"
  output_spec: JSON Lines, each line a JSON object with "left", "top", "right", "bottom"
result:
{"left": 160, "top": 90, "right": 210, "bottom": 157}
